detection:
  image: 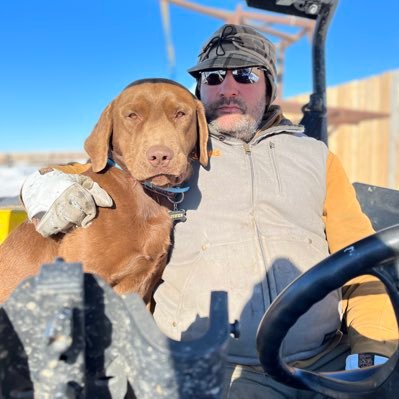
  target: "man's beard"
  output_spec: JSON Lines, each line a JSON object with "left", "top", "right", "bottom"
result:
{"left": 205, "top": 97, "right": 265, "bottom": 142}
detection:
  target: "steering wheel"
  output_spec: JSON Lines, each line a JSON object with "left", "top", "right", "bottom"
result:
{"left": 256, "top": 225, "right": 399, "bottom": 399}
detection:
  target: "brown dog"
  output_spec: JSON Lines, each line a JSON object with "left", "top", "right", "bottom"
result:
{"left": 0, "top": 79, "right": 208, "bottom": 304}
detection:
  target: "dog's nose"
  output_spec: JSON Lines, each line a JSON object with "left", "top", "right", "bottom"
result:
{"left": 146, "top": 145, "right": 174, "bottom": 167}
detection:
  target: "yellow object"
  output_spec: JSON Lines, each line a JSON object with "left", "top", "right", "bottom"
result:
{"left": 0, "top": 208, "right": 27, "bottom": 244}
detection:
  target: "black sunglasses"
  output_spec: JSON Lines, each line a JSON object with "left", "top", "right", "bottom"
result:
{"left": 200, "top": 67, "right": 264, "bottom": 86}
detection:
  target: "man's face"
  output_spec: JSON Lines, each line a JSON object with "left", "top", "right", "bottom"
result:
{"left": 199, "top": 67, "right": 267, "bottom": 141}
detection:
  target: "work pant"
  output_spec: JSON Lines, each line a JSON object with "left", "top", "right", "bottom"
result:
{"left": 222, "top": 340, "right": 350, "bottom": 399}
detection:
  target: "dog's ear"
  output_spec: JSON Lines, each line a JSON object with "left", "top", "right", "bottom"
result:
{"left": 84, "top": 102, "right": 113, "bottom": 172}
{"left": 195, "top": 99, "right": 209, "bottom": 167}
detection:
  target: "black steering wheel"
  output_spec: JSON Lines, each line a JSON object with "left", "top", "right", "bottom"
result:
{"left": 256, "top": 225, "right": 399, "bottom": 399}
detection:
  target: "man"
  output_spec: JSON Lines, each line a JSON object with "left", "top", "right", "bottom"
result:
{"left": 21, "top": 24, "right": 396, "bottom": 398}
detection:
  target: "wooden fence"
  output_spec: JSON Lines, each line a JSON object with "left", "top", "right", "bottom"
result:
{"left": 0, "top": 152, "right": 87, "bottom": 167}
{"left": 284, "top": 69, "right": 399, "bottom": 189}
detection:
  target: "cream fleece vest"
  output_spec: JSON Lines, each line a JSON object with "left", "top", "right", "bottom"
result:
{"left": 153, "top": 125, "right": 342, "bottom": 365}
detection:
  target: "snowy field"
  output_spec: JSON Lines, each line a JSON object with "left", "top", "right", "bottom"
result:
{"left": 0, "top": 165, "right": 37, "bottom": 204}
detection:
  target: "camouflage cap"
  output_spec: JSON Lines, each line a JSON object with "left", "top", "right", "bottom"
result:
{"left": 188, "top": 24, "right": 277, "bottom": 102}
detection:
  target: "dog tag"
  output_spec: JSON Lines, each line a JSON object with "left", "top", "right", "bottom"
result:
{"left": 168, "top": 209, "right": 187, "bottom": 223}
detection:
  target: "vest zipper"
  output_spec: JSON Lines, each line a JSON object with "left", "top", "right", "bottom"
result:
{"left": 243, "top": 143, "right": 273, "bottom": 307}
{"left": 269, "top": 141, "right": 282, "bottom": 193}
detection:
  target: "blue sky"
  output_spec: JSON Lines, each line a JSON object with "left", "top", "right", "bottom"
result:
{"left": 1, "top": 0, "right": 398, "bottom": 152}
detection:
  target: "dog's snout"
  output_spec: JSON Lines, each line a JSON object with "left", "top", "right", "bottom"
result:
{"left": 146, "top": 145, "right": 174, "bottom": 167}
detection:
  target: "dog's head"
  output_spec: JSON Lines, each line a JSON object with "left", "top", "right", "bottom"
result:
{"left": 84, "top": 79, "right": 208, "bottom": 187}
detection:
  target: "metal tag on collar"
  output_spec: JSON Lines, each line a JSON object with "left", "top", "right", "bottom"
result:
{"left": 167, "top": 193, "right": 187, "bottom": 223}
{"left": 168, "top": 208, "right": 187, "bottom": 223}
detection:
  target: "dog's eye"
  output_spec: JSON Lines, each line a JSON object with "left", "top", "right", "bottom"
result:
{"left": 127, "top": 112, "right": 138, "bottom": 119}
{"left": 175, "top": 111, "right": 186, "bottom": 119}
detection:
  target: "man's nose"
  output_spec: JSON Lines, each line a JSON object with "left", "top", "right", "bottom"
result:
{"left": 219, "top": 71, "right": 239, "bottom": 97}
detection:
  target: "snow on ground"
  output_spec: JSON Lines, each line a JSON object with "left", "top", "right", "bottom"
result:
{"left": 0, "top": 165, "right": 37, "bottom": 198}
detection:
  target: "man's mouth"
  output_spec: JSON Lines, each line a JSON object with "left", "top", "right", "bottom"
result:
{"left": 218, "top": 105, "right": 243, "bottom": 114}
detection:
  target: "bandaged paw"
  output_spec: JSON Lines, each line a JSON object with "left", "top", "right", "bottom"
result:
{"left": 21, "top": 170, "right": 113, "bottom": 237}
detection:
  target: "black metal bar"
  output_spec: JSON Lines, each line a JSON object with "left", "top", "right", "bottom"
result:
{"left": 300, "top": 0, "right": 338, "bottom": 144}
{"left": 245, "top": 0, "right": 339, "bottom": 145}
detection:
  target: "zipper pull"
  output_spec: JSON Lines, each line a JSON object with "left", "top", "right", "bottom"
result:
{"left": 269, "top": 141, "right": 275, "bottom": 149}
{"left": 243, "top": 143, "right": 251, "bottom": 154}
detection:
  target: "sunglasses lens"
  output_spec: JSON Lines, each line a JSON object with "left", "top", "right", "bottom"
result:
{"left": 201, "top": 70, "right": 226, "bottom": 85}
{"left": 201, "top": 68, "right": 262, "bottom": 85}
{"left": 233, "top": 68, "right": 260, "bottom": 84}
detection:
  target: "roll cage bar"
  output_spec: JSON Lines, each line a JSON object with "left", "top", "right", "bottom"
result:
{"left": 246, "top": 0, "right": 339, "bottom": 144}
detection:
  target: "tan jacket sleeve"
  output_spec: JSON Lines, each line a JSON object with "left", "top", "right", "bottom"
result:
{"left": 324, "top": 151, "right": 398, "bottom": 357}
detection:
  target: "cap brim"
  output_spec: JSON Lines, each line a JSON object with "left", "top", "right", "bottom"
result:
{"left": 188, "top": 54, "right": 264, "bottom": 78}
